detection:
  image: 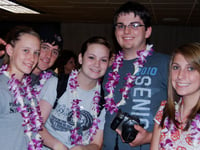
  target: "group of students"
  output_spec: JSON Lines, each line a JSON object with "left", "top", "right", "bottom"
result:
{"left": 0, "top": 1, "right": 200, "bottom": 150}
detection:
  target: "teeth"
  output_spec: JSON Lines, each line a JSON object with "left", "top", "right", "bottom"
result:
{"left": 177, "top": 83, "right": 189, "bottom": 86}
{"left": 91, "top": 69, "right": 100, "bottom": 73}
{"left": 26, "top": 63, "right": 33, "bottom": 68}
{"left": 43, "top": 60, "right": 49, "bottom": 63}
{"left": 41, "top": 58, "right": 50, "bottom": 63}
{"left": 124, "top": 37, "right": 132, "bottom": 40}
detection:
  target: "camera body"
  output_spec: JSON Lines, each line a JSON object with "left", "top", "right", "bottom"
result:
{"left": 110, "top": 110, "right": 140, "bottom": 143}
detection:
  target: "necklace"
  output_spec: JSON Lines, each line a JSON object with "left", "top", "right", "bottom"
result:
{"left": 104, "top": 44, "right": 153, "bottom": 114}
{"left": 33, "top": 71, "right": 52, "bottom": 97}
{"left": 69, "top": 70, "right": 101, "bottom": 145}
{"left": 0, "top": 65, "right": 43, "bottom": 149}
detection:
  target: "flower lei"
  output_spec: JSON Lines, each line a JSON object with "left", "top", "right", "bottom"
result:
{"left": 69, "top": 70, "right": 101, "bottom": 145}
{"left": 104, "top": 44, "right": 153, "bottom": 114}
{"left": 160, "top": 99, "right": 200, "bottom": 149}
{"left": 0, "top": 65, "right": 52, "bottom": 150}
{"left": 33, "top": 71, "right": 52, "bottom": 97}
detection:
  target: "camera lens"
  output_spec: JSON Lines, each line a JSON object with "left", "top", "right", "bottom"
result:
{"left": 121, "top": 120, "right": 138, "bottom": 143}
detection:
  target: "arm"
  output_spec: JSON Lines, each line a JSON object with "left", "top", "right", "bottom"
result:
{"left": 70, "top": 129, "right": 103, "bottom": 150}
{"left": 150, "top": 123, "right": 161, "bottom": 150}
{"left": 39, "top": 100, "right": 69, "bottom": 150}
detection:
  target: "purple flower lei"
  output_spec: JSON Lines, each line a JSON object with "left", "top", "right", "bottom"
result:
{"left": 69, "top": 70, "right": 101, "bottom": 145}
{"left": 104, "top": 44, "right": 153, "bottom": 114}
{"left": 33, "top": 71, "right": 52, "bottom": 98}
{"left": 0, "top": 65, "right": 43, "bottom": 149}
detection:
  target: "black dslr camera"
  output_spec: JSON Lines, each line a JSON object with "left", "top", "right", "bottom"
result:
{"left": 110, "top": 109, "right": 140, "bottom": 143}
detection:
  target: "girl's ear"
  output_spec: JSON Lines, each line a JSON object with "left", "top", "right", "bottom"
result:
{"left": 6, "top": 44, "right": 14, "bottom": 57}
{"left": 78, "top": 53, "right": 83, "bottom": 65}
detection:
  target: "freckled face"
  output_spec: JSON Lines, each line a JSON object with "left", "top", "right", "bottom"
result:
{"left": 8, "top": 33, "right": 40, "bottom": 79}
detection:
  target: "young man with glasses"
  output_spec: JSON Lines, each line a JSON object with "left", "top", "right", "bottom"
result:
{"left": 102, "top": 1, "right": 170, "bottom": 150}
{"left": 30, "top": 31, "right": 69, "bottom": 149}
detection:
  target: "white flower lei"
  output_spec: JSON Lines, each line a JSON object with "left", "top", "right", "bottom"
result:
{"left": 104, "top": 44, "right": 153, "bottom": 114}
{"left": 0, "top": 65, "right": 52, "bottom": 149}
{"left": 69, "top": 70, "right": 101, "bottom": 145}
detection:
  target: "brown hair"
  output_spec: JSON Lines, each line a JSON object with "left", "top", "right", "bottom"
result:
{"left": 161, "top": 42, "right": 200, "bottom": 130}
{"left": 3, "top": 26, "right": 40, "bottom": 64}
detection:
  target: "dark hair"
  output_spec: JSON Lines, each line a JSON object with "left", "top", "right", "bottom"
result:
{"left": 6, "top": 26, "right": 40, "bottom": 47}
{"left": 56, "top": 50, "right": 77, "bottom": 74}
{"left": 113, "top": 1, "right": 151, "bottom": 29}
{"left": 38, "top": 29, "right": 63, "bottom": 50}
{"left": 80, "top": 36, "right": 112, "bottom": 58}
{"left": 4, "top": 26, "right": 40, "bottom": 64}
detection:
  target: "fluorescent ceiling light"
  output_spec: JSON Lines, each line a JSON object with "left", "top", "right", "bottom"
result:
{"left": 0, "top": 0, "right": 40, "bottom": 14}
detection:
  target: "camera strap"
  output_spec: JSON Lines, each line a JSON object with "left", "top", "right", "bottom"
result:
{"left": 53, "top": 74, "right": 106, "bottom": 117}
{"left": 114, "top": 133, "right": 119, "bottom": 150}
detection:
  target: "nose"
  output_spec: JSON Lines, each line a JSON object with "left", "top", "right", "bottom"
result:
{"left": 124, "top": 25, "right": 131, "bottom": 34}
{"left": 94, "top": 60, "right": 100, "bottom": 67}
{"left": 29, "top": 52, "right": 36, "bottom": 63}
{"left": 177, "top": 69, "right": 185, "bottom": 79}
{"left": 46, "top": 49, "right": 52, "bottom": 58}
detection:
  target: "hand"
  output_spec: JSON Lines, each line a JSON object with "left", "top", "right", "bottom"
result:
{"left": 53, "top": 143, "right": 69, "bottom": 150}
{"left": 70, "top": 145, "right": 82, "bottom": 150}
{"left": 0, "top": 38, "right": 6, "bottom": 57}
{"left": 128, "top": 125, "right": 151, "bottom": 147}
{"left": 116, "top": 124, "right": 151, "bottom": 147}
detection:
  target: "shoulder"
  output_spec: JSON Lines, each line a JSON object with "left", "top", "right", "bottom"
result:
{"left": 147, "top": 51, "right": 171, "bottom": 69}
{"left": 0, "top": 74, "right": 9, "bottom": 87}
{"left": 46, "top": 75, "right": 58, "bottom": 84}
{"left": 154, "top": 100, "right": 167, "bottom": 124}
{"left": 150, "top": 51, "right": 171, "bottom": 61}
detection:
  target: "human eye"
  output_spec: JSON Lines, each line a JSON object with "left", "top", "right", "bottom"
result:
{"left": 115, "top": 23, "right": 124, "bottom": 29}
{"left": 52, "top": 50, "right": 59, "bottom": 56}
{"left": 187, "top": 66, "right": 195, "bottom": 71}
{"left": 41, "top": 45, "right": 48, "bottom": 51}
{"left": 172, "top": 64, "right": 179, "bottom": 70}
{"left": 23, "top": 48, "right": 29, "bottom": 53}
{"left": 34, "top": 50, "right": 40, "bottom": 56}
{"left": 88, "top": 56, "right": 94, "bottom": 60}
{"left": 101, "top": 58, "right": 108, "bottom": 63}
{"left": 130, "top": 22, "right": 144, "bottom": 29}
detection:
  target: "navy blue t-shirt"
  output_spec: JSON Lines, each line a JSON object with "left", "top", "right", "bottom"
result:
{"left": 102, "top": 51, "right": 170, "bottom": 150}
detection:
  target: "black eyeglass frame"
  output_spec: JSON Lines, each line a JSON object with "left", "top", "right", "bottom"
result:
{"left": 114, "top": 22, "right": 145, "bottom": 30}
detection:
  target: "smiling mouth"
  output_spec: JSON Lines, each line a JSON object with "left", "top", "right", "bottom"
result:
{"left": 176, "top": 82, "right": 189, "bottom": 87}
{"left": 123, "top": 37, "right": 133, "bottom": 40}
{"left": 90, "top": 68, "right": 100, "bottom": 73}
{"left": 25, "top": 63, "right": 34, "bottom": 69}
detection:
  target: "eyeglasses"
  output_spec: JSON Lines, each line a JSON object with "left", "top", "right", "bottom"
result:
{"left": 41, "top": 44, "right": 60, "bottom": 57}
{"left": 115, "top": 22, "right": 145, "bottom": 30}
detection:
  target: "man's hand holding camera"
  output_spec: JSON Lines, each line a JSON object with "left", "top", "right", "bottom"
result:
{"left": 128, "top": 124, "right": 152, "bottom": 147}
{"left": 111, "top": 110, "right": 152, "bottom": 147}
